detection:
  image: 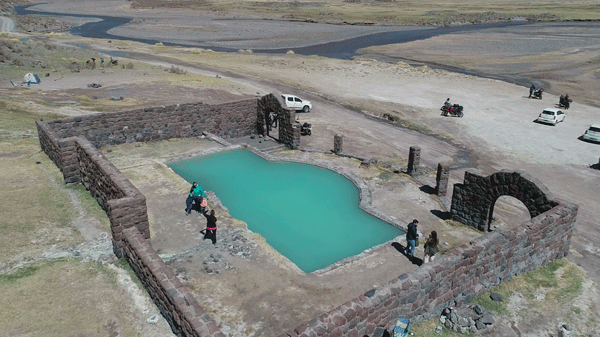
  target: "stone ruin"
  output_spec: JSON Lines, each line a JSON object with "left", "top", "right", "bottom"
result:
{"left": 35, "top": 97, "right": 578, "bottom": 337}
{"left": 450, "top": 169, "right": 558, "bottom": 231}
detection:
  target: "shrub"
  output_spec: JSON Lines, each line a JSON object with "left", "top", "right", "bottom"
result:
{"left": 169, "top": 65, "right": 186, "bottom": 74}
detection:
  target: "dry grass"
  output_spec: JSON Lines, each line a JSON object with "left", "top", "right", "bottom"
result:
{"left": 0, "top": 98, "right": 85, "bottom": 265}
{"left": 0, "top": 88, "right": 164, "bottom": 334}
{"left": 127, "top": 0, "right": 600, "bottom": 25}
{"left": 0, "top": 259, "right": 140, "bottom": 336}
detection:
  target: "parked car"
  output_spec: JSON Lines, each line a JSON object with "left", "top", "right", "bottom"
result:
{"left": 536, "top": 108, "right": 565, "bottom": 125}
{"left": 281, "top": 94, "right": 312, "bottom": 112}
{"left": 582, "top": 124, "right": 600, "bottom": 143}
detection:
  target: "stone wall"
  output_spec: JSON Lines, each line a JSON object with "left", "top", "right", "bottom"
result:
{"left": 278, "top": 109, "right": 301, "bottom": 150}
{"left": 450, "top": 169, "right": 557, "bottom": 231}
{"left": 122, "top": 226, "right": 224, "bottom": 337}
{"left": 74, "top": 137, "right": 150, "bottom": 254}
{"left": 43, "top": 99, "right": 258, "bottom": 149}
{"left": 281, "top": 198, "right": 577, "bottom": 337}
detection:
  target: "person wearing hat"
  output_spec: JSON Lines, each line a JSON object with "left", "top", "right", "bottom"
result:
{"left": 406, "top": 219, "right": 419, "bottom": 259}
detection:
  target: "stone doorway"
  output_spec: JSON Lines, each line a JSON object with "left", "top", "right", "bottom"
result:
{"left": 257, "top": 94, "right": 300, "bottom": 149}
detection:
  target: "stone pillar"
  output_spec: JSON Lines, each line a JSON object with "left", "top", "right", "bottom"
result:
{"left": 407, "top": 146, "right": 421, "bottom": 176}
{"left": 435, "top": 163, "right": 450, "bottom": 196}
{"left": 334, "top": 134, "right": 343, "bottom": 154}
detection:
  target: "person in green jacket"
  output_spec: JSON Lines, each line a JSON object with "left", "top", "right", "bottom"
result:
{"left": 185, "top": 182, "right": 206, "bottom": 215}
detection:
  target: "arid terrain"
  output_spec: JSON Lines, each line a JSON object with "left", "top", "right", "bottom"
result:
{"left": 1, "top": 0, "right": 600, "bottom": 336}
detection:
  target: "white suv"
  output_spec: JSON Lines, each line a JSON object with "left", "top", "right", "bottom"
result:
{"left": 281, "top": 94, "right": 312, "bottom": 113}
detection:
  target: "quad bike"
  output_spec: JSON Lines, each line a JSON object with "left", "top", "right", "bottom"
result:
{"left": 531, "top": 88, "right": 544, "bottom": 100}
{"left": 300, "top": 122, "right": 312, "bottom": 135}
{"left": 441, "top": 104, "right": 464, "bottom": 117}
{"left": 557, "top": 95, "right": 572, "bottom": 110}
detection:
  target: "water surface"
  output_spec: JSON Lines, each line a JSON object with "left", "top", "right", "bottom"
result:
{"left": 169, "top": 149, "right": 401, "bottom": 273}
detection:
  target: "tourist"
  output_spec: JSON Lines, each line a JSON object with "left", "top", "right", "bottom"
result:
{"left": 202, "top": 209, "right": 218, "bottom": 245}
{"left": 185, "top": 182, "right": 206, "bottom": 215}
{"left": 529, "top": 84, "right": 535, "bottom": 98}
{"left": 405, "top": 219, "right": 419, "bottom": 259}
{"left": 423, "top": 231, "right": 439, "bottom": 263}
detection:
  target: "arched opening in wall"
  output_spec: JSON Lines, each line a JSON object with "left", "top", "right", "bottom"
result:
{"left": 264, "top": 109, "right": 280, "bottom": 141}
{"left": 488, "top": 195, "right": 531, "bottom": 230}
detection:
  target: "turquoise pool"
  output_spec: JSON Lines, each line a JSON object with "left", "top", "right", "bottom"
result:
{"left": 169, "top": 149, "right": 401, "bottom": 273}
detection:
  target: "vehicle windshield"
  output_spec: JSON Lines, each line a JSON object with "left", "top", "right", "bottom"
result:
{"left": 542, "top": 111, "right": 555, "bottom": 115}
{"left": 589, "top": 127, "right": 600, "bottom": 132}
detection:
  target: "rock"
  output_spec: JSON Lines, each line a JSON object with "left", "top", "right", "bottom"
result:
{"left": 364, "top": 289, "right": 376, "bottom": 297}
{"left": 458, "top": 317, "right": 469, "bottom": 327}
{"left": 476, "top": 320, "right": 486, "bottom": 330}
{"left": 444, "top": 320, "right": 453, "bottom": 329}
{"left": 146, "top": 314, "right": 160, "bottom": 324}
{"left": 562, "top": 323, "right": 571, "bottom": 331}
{"left": 481, "top": 312, "right": 495, "bottom": 325}
{"left": 439, "top": 316, "right": 446, "bottom": 324}
{"left": 490, "top": 293, "right": 503, "bottom": 301}
{"left": 473, "top": 304, "right": 484, "bottom": 315}
{"left": 559, "top": 327, "right": 571, "bottom": 337}
{"left": 449, "top": 311, "right": 459, "bottom": 323}
{"left": 459, "top": 326, "right": 468, "bottom": 334}
{"left": 435, "top": 325, "right": 443, "bottom": 334}
{"left": 372, "top": 327, "right": 385, "bottom": 337}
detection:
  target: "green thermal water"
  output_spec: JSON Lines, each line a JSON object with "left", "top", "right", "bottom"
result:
{"left": 169, "top": 149, "right": 401, "bottom": 273}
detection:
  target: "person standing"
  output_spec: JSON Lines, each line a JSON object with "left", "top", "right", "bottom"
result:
{"left": 405, "top": 219, "right": 419, "bottom": 259}
{"left": 202, "top": 209, "right": 218, "bottom": 245}
{"left": 423, "top": 231, "right": 439, "bottom": 263}
{"left": 529, "top": 84, "right": 536, "bottom": 98}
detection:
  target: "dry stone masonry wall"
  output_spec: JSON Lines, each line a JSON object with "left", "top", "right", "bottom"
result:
{"left": 37, "top": 97, "right": 577, "bottom": 337}
{"left": 122, "top": 226, "right": 223, "bottom": 337}
{"left": 43, "top": 100, "right": 258, "bottom": 149}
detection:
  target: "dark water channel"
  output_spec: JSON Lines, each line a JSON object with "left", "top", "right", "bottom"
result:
{"left": 16, "top": 5, "right": 529, "bottom": 59}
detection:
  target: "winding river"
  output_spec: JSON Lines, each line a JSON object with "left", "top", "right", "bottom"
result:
{"left": 15, "top": 5, "right": 530, "bottom": 60}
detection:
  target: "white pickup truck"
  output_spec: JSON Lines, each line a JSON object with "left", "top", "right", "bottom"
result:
{"left": 281, "top": 94, "right": 312, "bottom": 113}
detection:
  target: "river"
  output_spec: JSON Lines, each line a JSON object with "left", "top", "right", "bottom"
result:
{"left": 15, "top": 4, "right": 530, "bottom": 60}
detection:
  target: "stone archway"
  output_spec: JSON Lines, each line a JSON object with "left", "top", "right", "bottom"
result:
{"left": 450, "top": 169, "right": 558, "bottom": 231}
{"left": 257, "top": 94, "right": 300, "bottom": 149}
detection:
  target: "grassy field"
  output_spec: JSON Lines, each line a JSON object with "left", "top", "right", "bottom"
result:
{"left": 128, "top": 0, "right": 600, "bottom": 25}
